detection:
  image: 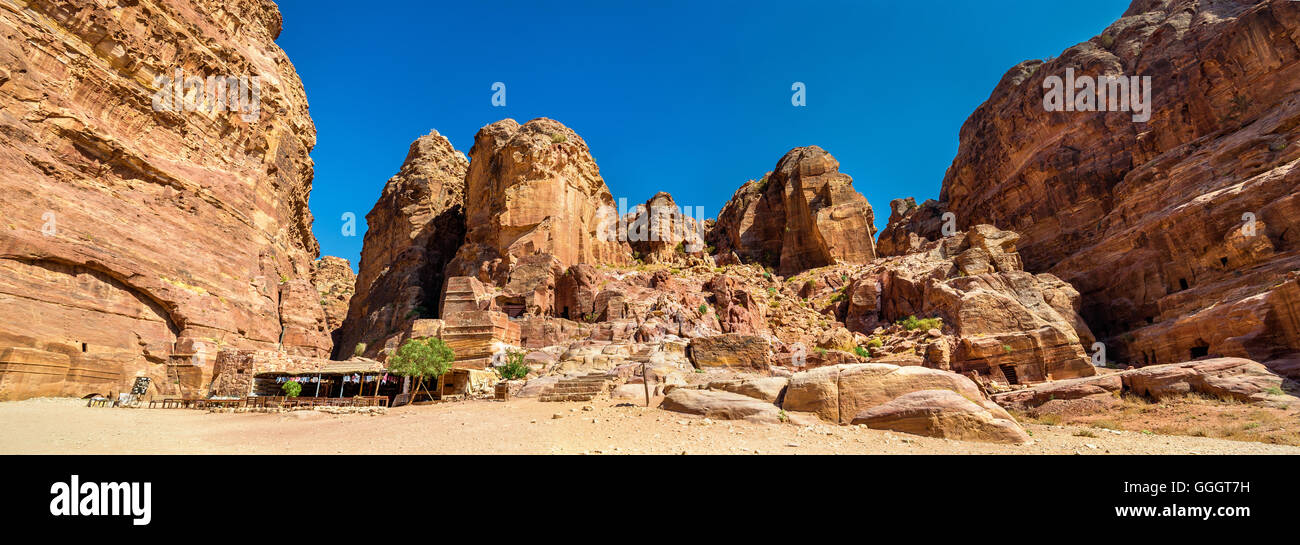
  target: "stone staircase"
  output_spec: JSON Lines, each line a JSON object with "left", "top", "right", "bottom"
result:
{"left": 539, "top": 373, "right": 617, "bottom": 402}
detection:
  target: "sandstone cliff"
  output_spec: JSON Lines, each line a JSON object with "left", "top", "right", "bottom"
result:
{"left": 311, "top": 256, "right": 355, "bottom": 344}
{"left": 894, "top": 0, "right": 1300, "bottom": 369}
{"left": 446, "top": 118, "right": 633, "bottom": 283}
{"left": 335, "top": 131, "right": 468, "bottom": 358}
{"left": 0, "top": 0, "right": 331, "bottom": 399}
{"left": 708, "top": 146, "right": 877, "bottom": 275}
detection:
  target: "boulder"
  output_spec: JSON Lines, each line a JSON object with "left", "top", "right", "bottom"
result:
{"left": 687, "top": 334, "right": 771, "bottom": 369}
{"left": 517, "top": 376, "right": 563, "bottom": 398}
{"left": 782, "top": 363, "right": 993, "bottom": 424}
{"left": 704, "top": 377, "right": 789, "bottom": 404}
{"left": 851, "top": 390, "right": 1031, "bottom": 444}
{"left": 660, "top": 389, "right": 784, "bottom": 423}
{"left": 1122, "top": 358, "right": 1286, "bottom": 403}
{"left": 993, "top": 358, "right": 1292, "bottom": 410}
{"left": 991, "top": 374, "right": 1123, "bottom": 410}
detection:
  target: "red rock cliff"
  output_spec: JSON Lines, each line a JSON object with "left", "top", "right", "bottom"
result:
{"left": 0, "top": 0, "right": 330, "bottom": 399}
{"left": 923, "top": 0, "right": 1300, "bottom": 369}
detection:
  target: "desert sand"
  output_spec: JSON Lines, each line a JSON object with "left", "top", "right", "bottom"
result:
{"left": 2, "top": 397, "right": 1297, "bottom": 455}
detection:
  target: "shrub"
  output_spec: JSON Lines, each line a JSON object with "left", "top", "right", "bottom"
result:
{"left": 898, "top": 315, "right": 942, "bottom": 331}
{"left": 353, "top": 343, "right": 367, "bottom": 357}
{"left": 853, "top": 346, "right": 871, "bottom": 358}
{"left": 698, "top": 304, "right": 709, "bottom": 315}
{"left": 497, "top": 349, "right": 530, "bottom": 381}
{"left": 550, "top": 133, "right": 567, "bottom": 144}
{"left": 866, "top": 338, "right": 883, "bottom": 349}
{"left": 281, "top": 380, "right": 302, "bottom": 398}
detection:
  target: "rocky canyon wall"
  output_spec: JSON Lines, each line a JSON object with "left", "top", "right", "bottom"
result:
{"left": 0, "top": 0, "right": 332, "bottom": 399}
{"left": 335, "top": 131, "right": 467, "bottom": 359}
{"left": 892, "top": 0, "right": 1300, "bottom": 368}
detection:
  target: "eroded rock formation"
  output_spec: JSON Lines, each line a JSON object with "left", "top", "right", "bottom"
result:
{"left": 838, "top": 225, "right": 1098, "bottom": 384}
{"left": 335, "top": 131, "right": 468, "bottom": 358}
{"left": 624, "top": 192, "right": 710, "bottom": 266}
{"left": 311, "top": 256, "right": 355, "bottom": 345}
{"left": 905, "top": 0, "right": 1300, "bottom": 370}
{"left": 0, "top": 0, "right": 331, "bottom": 399}
{"left": 708, "top": 146, "right": 877, "bottom": 275}
{"left": 446, "top": 118, "right": 633, "bottom": 283}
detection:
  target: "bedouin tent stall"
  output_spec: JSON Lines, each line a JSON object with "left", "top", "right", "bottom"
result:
{"left": 253, "top": 360, "right": 401, "bottom": 400}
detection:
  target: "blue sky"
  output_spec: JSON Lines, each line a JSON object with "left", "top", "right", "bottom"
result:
{"left": 277, "top": 0, "right": 1131, "bottom": 271}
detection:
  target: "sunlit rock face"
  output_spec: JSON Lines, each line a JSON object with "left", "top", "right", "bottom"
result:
{"left": 0, "top": 0, "right": 330, "bottom": 399}
{"left": 911, "top": 0, "right": 1300, "bottom": 368}
{"left": 334, "top": 132, "right": 468, "bottom": 359}
{"left": 445, "top": 117, "right": 633, "bottom": 285}
{"left": 708, "top": 146, "right": 876, "bottom": 276}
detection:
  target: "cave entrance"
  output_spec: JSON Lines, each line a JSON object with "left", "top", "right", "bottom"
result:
{"left": 1190, "top": 342, "right": 1210, "bottom": 360}
{"left": 1000, "top": 364, "right": 1020, "bottom": 385}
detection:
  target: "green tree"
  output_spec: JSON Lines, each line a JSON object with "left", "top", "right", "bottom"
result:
{"left": 388, "top": 337, "right": 456, "bottom": 401}
{"left": 281, "top": 380, "right": 302, "bottom": 398}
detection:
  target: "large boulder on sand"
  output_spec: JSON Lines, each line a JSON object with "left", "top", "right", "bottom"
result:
{"left": 1122, "top": 358, "right": 1286, "bottom": 403}
{"left": 659, "top": 389, "right": 784, "bottom": 423}
{"left": 687, "top": 334, "right": 771, "bottom": 369}
{"left": 704, "top": 377, "right": 789, "bottom": 404}
{"left": 851, "top": 390, "right": 1031, "bottom": 444}
{"left": 782, "top": 363, "right": 990, "bottom": 424}
{"left": 992, "top": 357, "right": 1292, "bottom": 410}
{"left": 991, "top": 373, "right": 1124, "bottom": 410}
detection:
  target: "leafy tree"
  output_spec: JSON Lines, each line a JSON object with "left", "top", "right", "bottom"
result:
{"left": 497, "top": 349, "right": 530, "bottom": 381}
{"left": 281, "top": 380, "right": 302, "bottom": 398}
{"left": 388, "top": 337, "right": 456, "bottom": 401}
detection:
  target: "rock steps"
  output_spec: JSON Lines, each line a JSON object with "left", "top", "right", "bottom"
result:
{"left": 539, "top": 373, "right": 617, "bottom": 402}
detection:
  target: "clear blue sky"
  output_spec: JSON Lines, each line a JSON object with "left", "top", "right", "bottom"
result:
{"left": 277, "top": 0, "right": 1131, "bottom": 271}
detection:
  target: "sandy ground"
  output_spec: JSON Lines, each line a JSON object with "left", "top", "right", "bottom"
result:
{"left": 2, "top": 397, "right": 1299, "bottom": 455}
